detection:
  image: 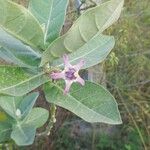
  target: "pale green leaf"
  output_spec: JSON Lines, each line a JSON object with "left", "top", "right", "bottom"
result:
{"left": 11, "top": 125, "right": 36, "bottom": 146}
{"left": 0, "top": 66, "right": 50, "bottom": 96}
{"left": 52, "top": 34, "right": 115, "bottom": 69}
{"left": 0, "top": 122, "right": 12, "bottom": 142}
{"left": 29, "top": 0, "right": 68, "bottom": 43}
{"left": 0, "top": 93, "right": 38, "bottom": 120}
{"left": 0, "top": 96, "right": 22, "bottom": 119}
{"left": 0, "top": 28, "right": 41, "bottom": 68}
{"left": 0, "top": 110, "right": 13, "bottom": 142}
{"left": 44, "top": 81, "right": 122, "bottom": 124}
{"left": 41, "top": 0, "right": 124, "bottom": 66}
{"left": 19, "top": 93, "right": 39, "bottom": 119}
{"left": 0, "top": 0, "right": 44, "bottom": 50}
{"left": 23, "top": 108, "right": 49, "bottom": 128}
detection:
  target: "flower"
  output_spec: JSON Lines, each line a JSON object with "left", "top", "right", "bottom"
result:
{"left": 51, "top": 54, "right": 85, "bottom": 94}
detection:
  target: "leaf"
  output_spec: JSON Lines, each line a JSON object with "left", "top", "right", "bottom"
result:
{"left": 11, "top": 125, "right": 36, "bottom": 146}
{"left": 29, "top": 0, "right": 68, "bottom": 44}
{"left": 41, "top": 0, "right": 124, "bottom": 66}
{"left": 52, "top": 34, "right": 115, "bottom": 69}
{"left": 0, "top": 66, "right": 50, "bottom": 96}
{"left": 10, "top": 108, "right": 48, "bottom": 146}
{"left": 19, "top": 93, "right": 39, "bottom": 119}
{"left": 0, "top": 96, "right": 22, "bottom": 119}
{"left": 0, "top": 122, "right": 12, "bottom": 142}
{"left": 0, "top": 94, "right": 48, "bottom": 146}
{"left": 0, "top": 110, "right": 14, "bottom": 142}
{"left": 0, "top": 0, "right": 44, "bottom": 50}
{"left": 23, "top": 108, "right": 49, "bottom": 128}
{"left": 0, "top": 28, "right": 41, "bottom": 68}
{"left": 44, "top": 81, "right": 122, "bottom": 124}
{"left": 0, "top": 92, "right": 39, "bottom": 120}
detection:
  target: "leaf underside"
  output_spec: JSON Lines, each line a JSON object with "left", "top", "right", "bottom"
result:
{"left": 29, "top": 0, "right": 68, "bottom": 44}
{"left": 41, "top": 0, "right": 124, "bottom": 65}
{"left": 52, "top": 34, "right": 115, "bottom": 69}
{"left": 0, "top": 28, "right": 41, "bottom": 68}
{"left": 44, "top": 81, "right": 122, "bottom": 124}
{"left": 0, "top": 0, "right": 44, "bottom": 50}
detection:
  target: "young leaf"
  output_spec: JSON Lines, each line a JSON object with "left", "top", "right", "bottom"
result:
{"left": 23, "top": 108, "right": 49, "bottom": 128}
{"left": 0, "top": 66, "right": 50, "bottom": 96}
{"left": 0, "top": 93, "right": 39, "bottom": 120}
{"left": 0, "top": 0, "right": 44, "bottom": 50}
{"left": 10, "top": 108, "right": 48, "bottom": 146}
{"left": 41, "top": 0, "right": 124, "bottom": 65}
{"left": 44, "top": 81, "right": 122, "bottom": 124}
{"left": 52, "top": 34, "right": 115, "bottom": 69}
{"left": 11, "top": 125, "right": 36, "bottom": 146}
{"left": 0, "top": 28, "right": 41, "bottom": 68}
{"left": 29, "top": 0, "right": 68, "bottom": 44}
{"left": 19, "top": 93, "right": 39, "bottom": 119}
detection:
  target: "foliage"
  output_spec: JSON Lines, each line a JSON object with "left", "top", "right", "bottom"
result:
{"left": 0, "top": 0, "right": 124, "bottom": 146}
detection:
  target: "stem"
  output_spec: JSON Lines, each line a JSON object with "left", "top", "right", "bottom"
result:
{"left": 37, "top": 104, "right": 57, "bottom": 137}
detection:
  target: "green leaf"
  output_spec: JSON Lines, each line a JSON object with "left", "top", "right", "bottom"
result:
{"left": 23, "top": 108, "right": 49, "bottom": 128}
{"left": 0, "top": 28, "right": 41, "bottom": 68}
{"left": 0, "top": 66, "right": 50, "bottom": 96}
{"left": 10, "top": 107, "right": 48, "bottom": 146}
{"left": 11, "top": 125, "right": 36, "bottom": 146}
{"left": 29, "top": 0, "right": 68, "bottom": 44}
{"left": 0, "top": 96, "right": 22, "bottom": 119}
{"left": 41, "top": 0, "right": 124, "bottom": 66}
{"left": 44, "top": 81, "right": 122, "bottom": 124}
{"left": 0, "top": 92, "right": 39, "bottom": 120}
{"left": 19, "top": 93, "right": 39, "bottom": 119}
{"left": 0, "top": 110, "right": 13, "bottom": 142}
{"left": 0, "top": 0, "right": 44, "bottom": 50}
{"left": 0, "top": 95, "right": 48, "bottom": 146}
{"left": 52, "top": 34, "right": 115, "bottom": 69}
{"left": 0, "top": 122, "right": 12, "bottom": 142}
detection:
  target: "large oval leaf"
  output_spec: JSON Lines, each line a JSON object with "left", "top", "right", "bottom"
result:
{"left": 0, "top": 66, "right": 50, "bottom": 96}
{"left": 29, "top": 0, "right": 68, "bottom": 44}
{"left": 0, "top": 28, "right": 41, "bottom": 68}
{"left": 0, "top": 0, "right": 44, "bottom": 50}
{"left": 41, "top": 0, "right": 124, "bottom": 65}
{"left": 51, "top": 34, "right": 115, "bottom": 69}
{"left": 44, "top": 81, "right": 122, "bottom": 124}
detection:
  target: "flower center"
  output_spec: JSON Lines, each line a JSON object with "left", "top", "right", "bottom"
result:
{"left": 65, "top": 68, "right": 77, "bottom": 80}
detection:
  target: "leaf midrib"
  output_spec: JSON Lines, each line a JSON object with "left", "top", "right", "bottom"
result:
{"left": 52, "top": 82, "right": 117, "bottom": 123}
{"left": 0, "top": 72, "right": 45, "bottom": 91}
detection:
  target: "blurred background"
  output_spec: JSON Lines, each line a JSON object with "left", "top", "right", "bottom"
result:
{"left": 8, "top": 0, "right": 150, "bottom": 149}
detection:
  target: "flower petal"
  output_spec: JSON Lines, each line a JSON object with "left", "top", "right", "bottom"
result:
{"left": 76, "top": 76, "right": 85, "bottom": 86}
{"left": 51, "top": 72, "right": 65, "bottom": 80}
{"left": 64, "top": 80, "right": 73, "bottom": 95}
{"left": 73, "top": 60, "right": 85, "bottom": 71}
{"left": 63, "top": 54, "right": 72, "bottom": 68}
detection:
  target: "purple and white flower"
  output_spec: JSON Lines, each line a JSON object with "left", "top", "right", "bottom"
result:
{"left": 51, "top": 54, "right": 85, "bottom": 94}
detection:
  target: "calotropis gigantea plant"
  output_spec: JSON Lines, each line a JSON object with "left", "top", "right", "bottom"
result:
{"left": 0, "top": 0, "right": 124, "bottom": 146}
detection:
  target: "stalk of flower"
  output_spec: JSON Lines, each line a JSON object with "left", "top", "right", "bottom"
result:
{"left": 51, "top": 54, "right": 85, "bottom": 94}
